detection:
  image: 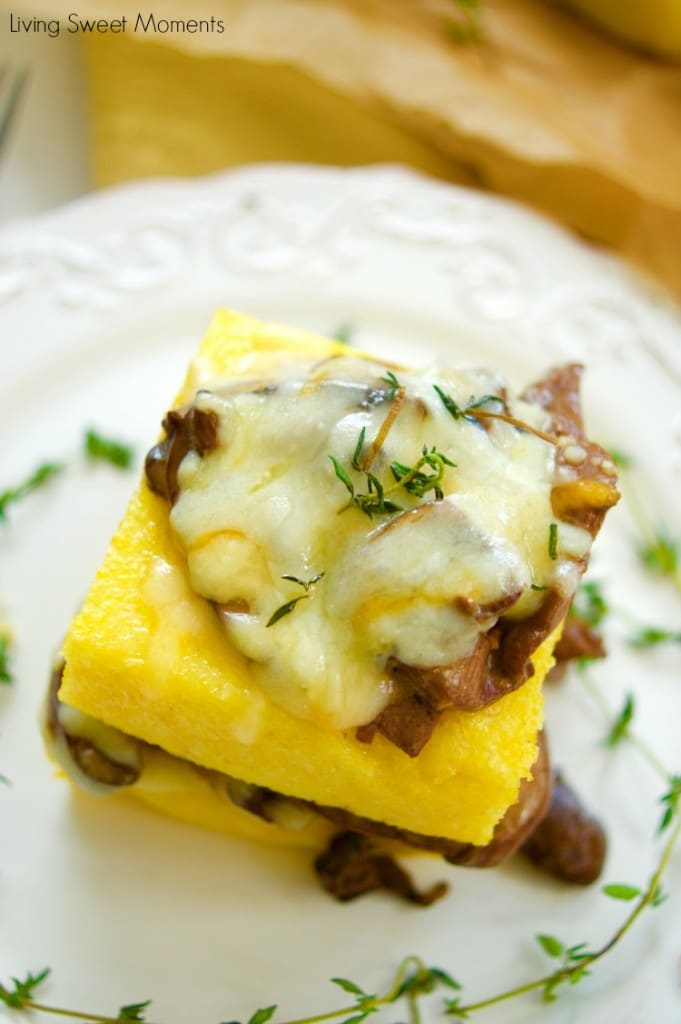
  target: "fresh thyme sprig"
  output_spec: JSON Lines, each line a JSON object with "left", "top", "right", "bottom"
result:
{"left": 0, "top": 463, "right": 64, "bottom": 523}
{"left": 0, "top": 969, "right": 153, "bottom": 1022}
{"left": 570, "top": 580, "right": 608, "bottom": 629}
{"left": 0, "top": 959, "right": 461, "bottom": 1024}
{"left": 84, "top": 430, "right": 135, "bottom": 470}
{"left": 432, "top": 387, "right": 502, "bottom": 423}
{"left": 390, "top": 448, "right": 457, "bottom": 501}
{"left": 0, "top": 635, "right": 12, "bottom": 685}
{"left": 266, "top": 574, "right": 324, "bottom": 627}
{"left": 432, "top": 387, "right": 558, "bottom": 445}
{"left": 0, "top": 969, "right": 51, "bottom": 1010}
{"left": 569, "top": 579, "right": 679, "bottom": 651}
{"left": 2, "top": 706, "right": 680, "bottom": 1024}
{"left": 628, "top": 626, "right": 681, "bottom": 649}
{"left": 5, "top": 663, "right": 679, "bottom": 1024}
{"left": 443, "top": 805, "right": 681, "bottom": 1018}
{"left": 578, "top": 666, "right": 671, "bottom": 782}
{"left": 6, "top": 809, "right": 681, "bottom": 1024}
{"left": 612, "top": 450, "right": 681, "bottom": 596}
{"left": 330, "top": 444, "right": 456, "bottom": 518}
{"left": 0, "top": 430, "right": 136, "bottom": 524}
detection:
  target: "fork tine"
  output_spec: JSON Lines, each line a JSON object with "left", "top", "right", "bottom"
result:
{"left": 0, "top": 69, "right": 29, "bottom": 154}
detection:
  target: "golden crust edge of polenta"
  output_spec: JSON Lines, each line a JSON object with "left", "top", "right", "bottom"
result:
{"left": 59, "top": 308, "right": 554, "bottom": 847}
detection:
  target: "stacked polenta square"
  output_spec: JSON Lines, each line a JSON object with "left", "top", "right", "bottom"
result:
{"left": 54, "top": 310, "right": 563, "bottom": 861}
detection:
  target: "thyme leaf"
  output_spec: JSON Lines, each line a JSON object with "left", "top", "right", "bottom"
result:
{"left": 0, "top": 462, "right": 64, "bottom": 523}
{"left": 604, "top": 693, "right": 635, "bottom": 748}
{"left": 548, "top": 522, "right": 558, "bottom": 560}
{"left": 265, "top": 598, "right": 304, "bottom": 626}
{"left": 658, "top": 776, "right": 681, "bottom": 834}
{"left": 280, "top": 573, "right": 324, "bottom": 589}
{"left": 570, "top": 580, "right": 608, "bottom": 628}
{"left": 637, "top": 527, "right": 678, "bottom": 578}
{"left": 536, "top": 934, "right": 564, "bottom": 959}
{"left": 329, "top": 455, "right": 354, "bottom": 498}
{"left": 0, "top": 635, "right": 12, "bottom": 684}
{"left": 433, "top": 384, "right": 464, "bottom": 419}
{"left": 351, "top": 427, "right": 366, "bottom": 471}
{"left": 433, "top": 386, "right": 502, "bottom": 421}
{"left": 628, "top": 626, "right": 681, "bottom": 649}
{"left": 118, "top": 1001, "right": 152, "bottom": 1022}
{"left": 380, "top": 371, "right": 401, "bottom": 401}
{"left": 651, "top": 883, "right": 668, "bottom": 908}
{"left": 247, "top": 1008, "right": 277, "bottom": 1024}
{"left": 0, "top": 968, "right": 51, "bottom": 1009}
{"left": 602, "top": 884, "right": 641, "bottom": 902}
{"left": 609, "top": 448, "right": 634, "bottom": 469}
{"left": 465, "top": 393, "right": 504, "bottom": 411}
{"left": 84, "top": 429, "right": 134, "bottom": 470}
{"left": 331, "top": 979, "right": 367, "bottom": 996}
{"left": 266, "top": 574, "right": 324, "bottom": 627}
{"left": 433, "top": 386, "right": 557, "bottom": 444}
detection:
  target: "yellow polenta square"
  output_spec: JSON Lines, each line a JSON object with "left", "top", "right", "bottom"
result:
{"left": 60, "top": 309, "right": 551, "bottom": 846}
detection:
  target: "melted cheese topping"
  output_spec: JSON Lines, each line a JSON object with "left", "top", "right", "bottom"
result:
{"left": 169, "top": 355, "right": 589, "bottom": 731}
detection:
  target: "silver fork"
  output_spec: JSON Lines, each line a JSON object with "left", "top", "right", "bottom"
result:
{"left": 0, "top": 65, "right": 29, "bottom": 157}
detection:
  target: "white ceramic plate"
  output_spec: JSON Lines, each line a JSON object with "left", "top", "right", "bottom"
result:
{"left": 0, "top": 165, "right": 680, "bottom": 1024}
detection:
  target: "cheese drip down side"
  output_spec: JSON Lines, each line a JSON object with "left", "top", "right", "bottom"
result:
{"left": 161, "top": 355, "right": 593, "bottom": 732}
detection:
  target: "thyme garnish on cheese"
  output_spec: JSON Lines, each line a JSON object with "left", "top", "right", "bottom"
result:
{"left": 380, "top": 371, "right": 401, "bottom": 401}
{"left": 330, "top": 444, "right": 456, "bottom": 518}
{"left": 390, "top": 448, "right": 457, "bottom": 501}
{"left": 266, "top": 574, "right": 325, "bottom": 628}
{"left": 433, "top": 386, "right": 558, "bottom": 445}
